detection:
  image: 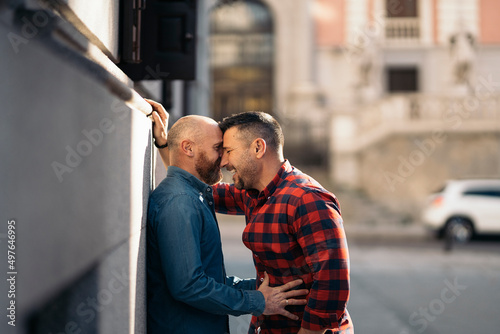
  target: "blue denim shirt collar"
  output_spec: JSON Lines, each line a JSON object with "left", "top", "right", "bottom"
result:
{"left": 167, "top": 165, "right": 213, "bottom": 195}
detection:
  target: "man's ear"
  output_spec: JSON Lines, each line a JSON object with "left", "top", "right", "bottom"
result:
{"left": 252, "top": 138, "right": 267, "bottom": 159}
{"left": 180, "top": 140, "right": 195, "bottom": 157}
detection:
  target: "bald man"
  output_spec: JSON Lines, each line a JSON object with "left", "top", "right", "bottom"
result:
{"left": 146, "top": 100, "right": 308, "bottom": 334}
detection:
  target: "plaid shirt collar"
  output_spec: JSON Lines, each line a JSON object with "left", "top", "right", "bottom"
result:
{"left": 251, "top": 160, "right": 292, "bottom": 203}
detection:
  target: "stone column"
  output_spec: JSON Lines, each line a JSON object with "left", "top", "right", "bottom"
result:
{"left": 287, "top": 0, "right": 320, "bottom": 119}
{"left": 330, "top": 111, "right": 360, "bottom": 188}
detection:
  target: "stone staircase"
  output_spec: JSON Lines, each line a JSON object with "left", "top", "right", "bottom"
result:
{"left": 333, "top": 186, "right": 410, "bottom": 226}
{"left": 303, "top": 167, "right": 428, "bottom": 241}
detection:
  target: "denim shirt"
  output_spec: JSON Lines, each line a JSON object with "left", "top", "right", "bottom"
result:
{"left": 147, "top": 166, "right": 265, "bottom": 334}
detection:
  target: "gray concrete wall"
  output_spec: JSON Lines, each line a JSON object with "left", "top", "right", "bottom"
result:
{"left": 0, "top": 10, "right": 150, "bottom": 334}
{"left": 60, "top": 0, "right": 120, "bottom": 58}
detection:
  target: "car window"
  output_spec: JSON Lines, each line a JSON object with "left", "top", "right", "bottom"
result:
{"left": 462, "top": 188, "right": 500, "bottom": 198}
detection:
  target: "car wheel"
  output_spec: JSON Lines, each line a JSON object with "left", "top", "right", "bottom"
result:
{"left": 444, "top": 217, "right": 474, "bottom": 243}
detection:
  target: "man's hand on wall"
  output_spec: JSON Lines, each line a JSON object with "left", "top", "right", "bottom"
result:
{"left": 146, "top": 99, "right": 168, "bottom": 147}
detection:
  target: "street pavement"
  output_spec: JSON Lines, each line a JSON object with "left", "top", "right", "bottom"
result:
{"left": 218, "top": 214, "right": 500, "bottom": 334}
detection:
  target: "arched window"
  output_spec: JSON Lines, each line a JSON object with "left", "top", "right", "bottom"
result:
{"left": 210, "top": 0, "right": 274, "bottom": 120}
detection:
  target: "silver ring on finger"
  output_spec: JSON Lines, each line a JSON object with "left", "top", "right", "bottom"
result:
{"left": 285, "top": 299, "right": 289, "bottom": 306}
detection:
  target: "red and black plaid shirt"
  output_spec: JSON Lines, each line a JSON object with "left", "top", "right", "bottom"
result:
{"left": 213, "top": 161, "right": 352, "bottom": 333}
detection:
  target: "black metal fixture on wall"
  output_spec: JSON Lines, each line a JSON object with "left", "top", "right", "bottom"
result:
{"left": 119, "top": 0, "right": 197, "bottom": 81}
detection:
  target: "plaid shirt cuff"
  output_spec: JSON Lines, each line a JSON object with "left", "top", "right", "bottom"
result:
{"left": 302, "top": 308, "right": 341, "bottom": 331}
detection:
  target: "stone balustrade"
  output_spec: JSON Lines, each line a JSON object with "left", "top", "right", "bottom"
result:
{"left": 385, "top": 17, "right": 420, "bottom": 44}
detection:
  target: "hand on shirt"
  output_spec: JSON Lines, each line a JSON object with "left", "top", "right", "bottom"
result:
{"left": 297, "top": 328, "right": 326, "bottom": 334}
{"left": 258, "top": 272, "right": 308, "bottom": 321}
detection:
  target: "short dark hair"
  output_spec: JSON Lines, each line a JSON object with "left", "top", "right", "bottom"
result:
{"left": 219, "top": 111, "right": 284, "bottom": 153}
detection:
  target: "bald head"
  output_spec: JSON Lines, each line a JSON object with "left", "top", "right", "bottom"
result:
{"left": 167, "top": 115, "right": 223, "bottom": 181}
{"left": 167, "top": 115, "right": 219, "bottom": 152}
{"left": 167, "top": 115, "right": 223, "bottom": 184}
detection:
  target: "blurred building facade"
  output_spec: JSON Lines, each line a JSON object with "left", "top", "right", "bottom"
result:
{"left": 208, "top": 0, "right": 329, "bottom": 165}
{"left": 314, "top": 0, "right": 500, "bottom": 214}
{"left": 207, "top": 0, "right": 500, "bottom": 215}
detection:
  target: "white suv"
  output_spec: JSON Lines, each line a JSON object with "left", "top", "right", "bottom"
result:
{"left": 422, "top": 179, "right": 500, "bottom": 242}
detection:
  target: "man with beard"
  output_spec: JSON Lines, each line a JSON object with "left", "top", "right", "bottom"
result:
{"left": 215, "top": 112, "right": 353, "bottom": 334}
{"left": 146, "top": 100, "right": 308, "bottom": 334}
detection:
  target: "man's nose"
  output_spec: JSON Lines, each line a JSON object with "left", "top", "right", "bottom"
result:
{"left": 220, "top": 152, "right": 228, "bottom": 168}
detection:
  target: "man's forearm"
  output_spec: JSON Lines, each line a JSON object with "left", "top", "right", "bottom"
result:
{"left": 146, "top": 98, "right": 169, "bottom": 170}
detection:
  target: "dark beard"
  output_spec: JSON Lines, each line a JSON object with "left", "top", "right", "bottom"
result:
{"left": 234, "top": 177, "right": 244, "bottom": 190}
{"left": 195, "top": 151, "right": 223, "bottom": 185}
{"left": 233, "top": 152, "right": 258, "bottom": 190}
